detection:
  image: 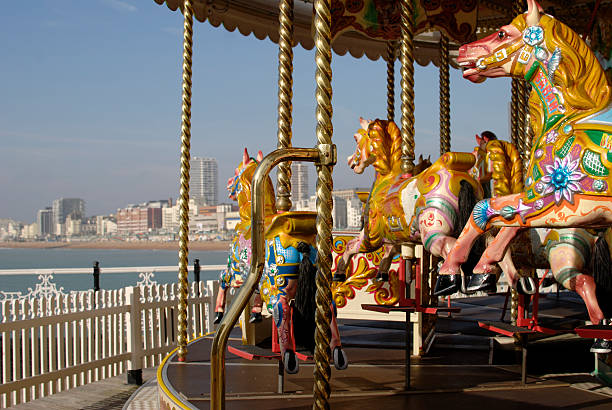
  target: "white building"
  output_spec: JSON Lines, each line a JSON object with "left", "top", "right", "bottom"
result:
{"left": 191, "top": 157, "right": 218, "bottom": 206}
{"left": 290, "top": 162, "right": 309, "bottom": 203}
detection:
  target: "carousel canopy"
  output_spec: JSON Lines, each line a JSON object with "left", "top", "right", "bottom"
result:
{"left": 154, "top": 0, "right": 612, "bottom": 69}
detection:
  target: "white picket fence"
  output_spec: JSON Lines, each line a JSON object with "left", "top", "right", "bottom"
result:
{"left": 0, "top": 280, "right": 222, "bottom": 408}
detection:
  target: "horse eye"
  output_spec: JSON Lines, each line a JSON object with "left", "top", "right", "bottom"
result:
{"left": 497, "top": 31, "right": 506, "bottom": 40}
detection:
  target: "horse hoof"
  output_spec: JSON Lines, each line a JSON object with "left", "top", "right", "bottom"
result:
{"left": 433, "top": 274, "right": 461, "bottom": 296}
{"left": 517, "top": 277, "right": 537, "bottom": 295}
{"left": 540, "top": 276, "right": 556, "bottom": 288}
{"left": 333, "top": 347, "right": 348, "bottom": 370}
{"left": 332, "top": 272, "right": 347, "bottom": 282}
{"left": 376, "top": 271, "right": 389, "bottom": 282}
{"left": 283, "top": 351, "right": 299, "bottom": 374}
{"left": 466, "top": 273, "right": 497, "bottom": 294}
{"left": 213, "top": 312, "right": 224, "bottom": 325}
{"left": 249, "top": 312, "right": 262, "bottom": 324}
{"left": 591, "top": 339, "right": 612, "bottom": 354}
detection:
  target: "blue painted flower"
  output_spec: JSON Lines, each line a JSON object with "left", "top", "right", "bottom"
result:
{"left": 523, "top": 26, "right": 544, "bottom": 46}
{"left": 541, "top": 154, "right": 585, "bottom": 204}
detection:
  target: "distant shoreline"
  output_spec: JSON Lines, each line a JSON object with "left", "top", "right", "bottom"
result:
{"left": 0, "top": 240, "right": 231, "bottom": 251}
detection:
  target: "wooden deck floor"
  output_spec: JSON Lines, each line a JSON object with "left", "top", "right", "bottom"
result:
{"left": 159, "top": 292, "right": 612, "bottom": 409}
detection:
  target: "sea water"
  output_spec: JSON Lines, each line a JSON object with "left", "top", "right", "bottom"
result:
{"left": 0, "top": 248, "right": 228, "bottom": 294}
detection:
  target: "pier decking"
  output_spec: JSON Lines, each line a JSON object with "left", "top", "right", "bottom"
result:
{"left": 158, "top": 293, "right": 612, "bottom": 409}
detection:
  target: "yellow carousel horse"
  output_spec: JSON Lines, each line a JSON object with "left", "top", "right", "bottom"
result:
{"left": 335, "top": 118, "right": 520, "bottom": 293}
{"left": 437, "top": 0, "right": 612, "bottom": 350}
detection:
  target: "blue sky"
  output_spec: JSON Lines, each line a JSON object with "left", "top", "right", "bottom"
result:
{"left": 0, "top": 0, "right": 512, "bottom": 222}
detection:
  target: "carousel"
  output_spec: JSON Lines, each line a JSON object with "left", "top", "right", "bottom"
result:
{"left": 148, "top": 0, "right": 612, "bottom": 409}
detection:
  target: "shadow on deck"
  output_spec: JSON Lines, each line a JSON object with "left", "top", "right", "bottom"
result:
{"left": 157, "top": 292, "right": 612, "bottom": 409}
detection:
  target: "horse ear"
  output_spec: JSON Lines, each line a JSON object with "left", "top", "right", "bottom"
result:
{"left": 243, "top": 148, "right": 249, "bottom": 165}
{"left": 526, "top": 0, "right": 542, "bottom": 26}
{"left": 359, "top": 117, "right": 370, "bottom": 130}
{"left": 256, "top": 150, "right": 263, "bottom": 162}
{"left": 419, "top": 154, "right": 423, "bottom": 162}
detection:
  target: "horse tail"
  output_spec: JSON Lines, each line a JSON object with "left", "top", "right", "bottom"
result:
{"left": 486, "top": 140, "right": 524, "bottom": 197}
{"left": 455, "top": 180, "right": 485, "bottom": 276}
{"left": 293, "top": 241, "right": 317, "bottom": 352}
{"left": 591, "top": 229, "right": 612, "bottom": 318}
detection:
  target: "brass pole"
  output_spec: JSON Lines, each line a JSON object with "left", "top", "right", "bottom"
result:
{"left": 511, "top": 79, "right": 519, "bottom": 147}
{"left": 400, "top": 0, "right": 416, "bottom": 174}
{"left": 386, "top": 41, "right": 396, "bottom": 122}
{"left": 511, "top": 0, "right": 527, "bottom": 160}
{"left": 177, "top": 0, "right": 194, "bottom": 362}
{"left": 276, "top": 0, "right": 295, "bottom": 212}
{"left": 210, "top": 148, "right": 321, "bottom": 409}
{"left": 313, "top": 0, "right": 335, "bottom": 408}
{"left": 439, "top": 32, "right": 451, "bottom": 155}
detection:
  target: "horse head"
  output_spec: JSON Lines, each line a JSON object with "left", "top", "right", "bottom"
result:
{"left": 227, "top": 148, "right": 263, "bottom": 201}
{"left": 347, "top": 117, "right": 402, "bottom": 176}
{"left": 458, "top": 0, "right": 546, "bottom": 83}
{"left": 347, "top": 117, "right": 374, "bottom": 174}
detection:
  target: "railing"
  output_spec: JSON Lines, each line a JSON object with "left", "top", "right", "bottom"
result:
{"left": 0, "top": 276, "right": 226, "bottom": 408}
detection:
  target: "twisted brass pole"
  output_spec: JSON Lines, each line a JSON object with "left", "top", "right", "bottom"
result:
{"left": 386, "top": 41, "right": 396, "bottom": 122}
{"left": 276, "top": 0, "right": 295, "bottom": 212}
{"left": 313, "top": 0, "right": 334, "bottom": 408}
{"left": 511, "top": 0, "right": 527, "bottom": 161}
{"left": 400, "top": 0, "right": 416, "bottom": 175}
{"left": 177, "top": 0, "right": 194, "bottom": 362}
{"left": 439, "top": 33, "right": 451, "bottom": 155}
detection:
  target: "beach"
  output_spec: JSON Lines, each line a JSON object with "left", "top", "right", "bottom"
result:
{"left": 0, "top": 240, "right": 231, "bottom": 251}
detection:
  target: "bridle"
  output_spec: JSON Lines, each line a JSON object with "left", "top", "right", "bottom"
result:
{"left": 475, "top": 25, "right": 546, "bottom": 75}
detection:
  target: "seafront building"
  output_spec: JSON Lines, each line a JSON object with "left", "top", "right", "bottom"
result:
{"left": 52, "top": 198, "right": 85, "bottom": 230}
{"left": 36, "top": 207, "right": 53, "bottom": 236}
{"left": 290, "top": 162, "right": 309, "bottom": 203}
{"left": 116, "top": 199, "right": 171, "bottom": 235}
{"left": 191, "top": 157, "right": 218, "bottom": 206}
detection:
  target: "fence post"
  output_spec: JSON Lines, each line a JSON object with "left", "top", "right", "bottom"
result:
{"left": 93, "top": 261, "right": 100, "bottom": 292}
{"left": 125, "top": 286, "right": 143, "bottom": 385}
{"left": 194, "top": 259, "right": 201, "bottom": 283}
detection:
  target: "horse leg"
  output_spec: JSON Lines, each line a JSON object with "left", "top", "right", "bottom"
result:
{"left": 549, "top": 243, "right": 604, "bottom": 324}
{"left": 376, "top": 244, "right": 400, "bottom": 281}
{"left": 249, "top": 290, "right": 263, "bottom": 323}
{"left": 330, "top": 307, "right": 348, "bottom": 370}
{"left": 334, "top": 230, "right": 367, "bottom": 282}
{"left": 440, "top": 193, "right": 525, "bottom": 276}
{"left": 213, "top": 286, "right": 226, "bottom": 324}
{"left": 275, "top": 279, "right": 299, "bottom": 374}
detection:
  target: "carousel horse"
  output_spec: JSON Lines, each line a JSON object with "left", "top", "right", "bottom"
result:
{"left": 225, "top": 149, "right": 348, "bottom": 374}
{"left": 436, "top": 0, "right": 612, "bottom": 341}
{"left": 469, "top": 135, "right": 612, "bottom": 347}
{"left": 335, "top": 118, "right": 520, "bottom": 290}
{"left": 213, "top": 229, "right": 264, "bottom": 325}
{"left": 213, "top": 154, "right": 266, "bottom": 325}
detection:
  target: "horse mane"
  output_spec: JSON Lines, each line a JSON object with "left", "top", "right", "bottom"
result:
{"left": 367, "top": 119, "right": 403, "bottom": 175}
{"left": 485, "top": 140, "right": 524, "bottom": 196}
{"left": 235, "top": 160, "right": 277, "bottom": 233}
{"left": 511, "top": 14, "right": 611, "bottom": 138}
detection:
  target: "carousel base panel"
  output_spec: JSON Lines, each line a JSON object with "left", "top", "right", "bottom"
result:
{"left": 157, "top": 293, "right": 612, "bottom": 409}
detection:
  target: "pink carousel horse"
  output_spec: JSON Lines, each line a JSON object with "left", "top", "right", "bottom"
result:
{"left": 436, "top": 0, "right": 612, "bottom": 350}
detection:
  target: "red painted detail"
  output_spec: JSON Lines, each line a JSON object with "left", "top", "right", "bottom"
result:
{"left": 575, "top": 325, "right": 612, "bottom": 339}
{"left": 227, "top": 345, "right": 281, "bottom": 361}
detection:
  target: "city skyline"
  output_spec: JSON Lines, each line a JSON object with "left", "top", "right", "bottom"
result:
{"left": 1, "top": 1, "right": 512, "bottom": 222}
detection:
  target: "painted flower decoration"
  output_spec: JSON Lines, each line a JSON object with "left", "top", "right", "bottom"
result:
{"left": 545, "top": 130, "right": 558, "bottom": 144}
{"left": 541, "top": 155, "right": 585, "bottom": 204}
{"left": 523, "top": 26, "right": 544, "bottom": 46}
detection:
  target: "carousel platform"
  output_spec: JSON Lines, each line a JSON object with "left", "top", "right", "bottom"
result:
{"left": 156, "top": 292, "right": 612, "bottom": 409}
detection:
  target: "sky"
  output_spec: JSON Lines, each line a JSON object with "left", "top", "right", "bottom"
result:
{"left": 0, "top": 0, "right": 512, "bottom": 222}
